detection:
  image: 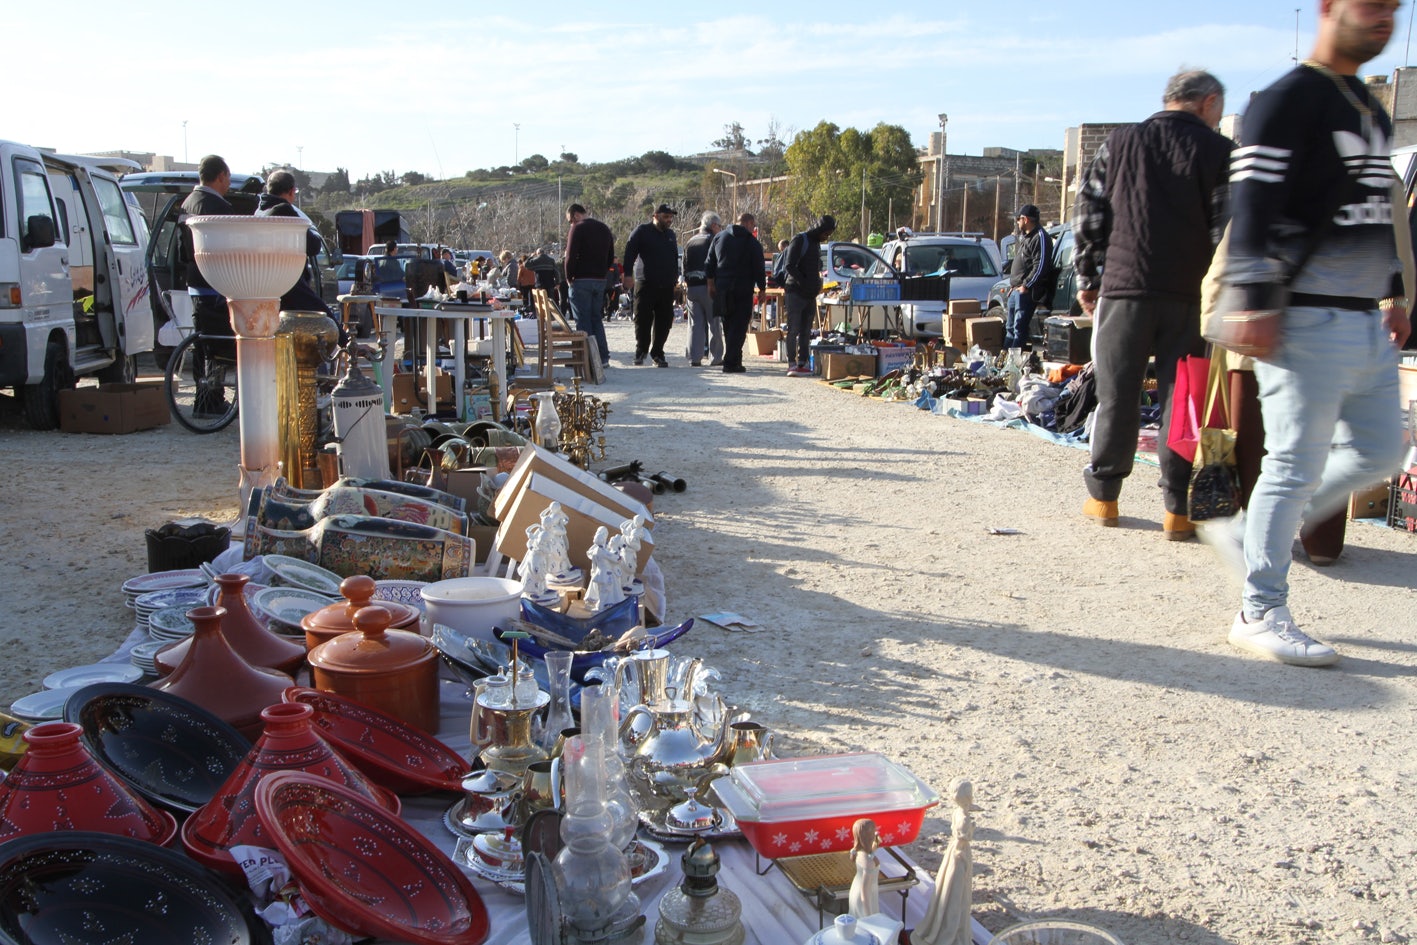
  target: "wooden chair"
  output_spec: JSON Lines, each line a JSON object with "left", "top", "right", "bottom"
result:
{"left": 531, "top": 290, "right": 601, "bottom": 384}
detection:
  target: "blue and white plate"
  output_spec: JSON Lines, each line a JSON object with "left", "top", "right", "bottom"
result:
{"left": 373, "top": 580, "right": 429, "bottom": 613}
{"left": 133, "top": 587, "right": 209, "bottom": 616}
{"left": 250, "top": 586, "right": 336, "bottom": 631}
{"left": 42, "top": 664, "right": 144, "bottom": 691}
{"left": 148, "top": 608, "right": 196, "bottom": 641}
{"left": 263, "top": 555, "right": 343, "bottom": 596}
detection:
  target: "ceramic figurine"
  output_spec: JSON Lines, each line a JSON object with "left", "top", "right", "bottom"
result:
{"left": 518, "top": 526, "right": 560, "bottom": 606}
{"left": 606, "top": 534, "right": 631, "bottom": 595}
{"left": 538, "top": 502, "right": 581, "bottom": 585}
{"left": 584, "top": 526, "right": 626, "bottom": 612}
{"left": 847, "top": 818, "right": 880, "bottom": 919}
{"left": 618, "top": 515, "right": 649, "bottom": 593}
{"left": 911, "top": 779, "right": 978, "bottom": 945}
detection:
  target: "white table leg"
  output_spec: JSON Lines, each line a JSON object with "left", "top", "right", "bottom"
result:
{"left": 453, "top": 318, "right": 467, "bottom": 421}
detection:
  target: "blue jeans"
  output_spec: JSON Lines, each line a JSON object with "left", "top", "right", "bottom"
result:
{"left": 569, "top": 279, "right": 609, "bottom": 363}
{"left": 1005, "top": 289, "right": 1037, "bottom": 349}
{"left": 1242, "top": 306, "right": 1404, "bottom": 620}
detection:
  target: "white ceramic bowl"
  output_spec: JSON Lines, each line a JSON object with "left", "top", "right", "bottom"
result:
{"left": 420, "top": 577, "right": 523, "bottom": 644}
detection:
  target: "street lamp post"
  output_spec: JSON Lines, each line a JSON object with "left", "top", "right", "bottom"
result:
{"left": 182, "top": 120, "right": 188, "bottom": 164}
{"left": 711, "top": 168, "right": 738, "bottom": 218}
{"left": 514, "top": 123, "right": 521, "bottom": 167}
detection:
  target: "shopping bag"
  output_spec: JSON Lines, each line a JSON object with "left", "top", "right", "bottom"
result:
{"left": 1166, "top": 354, "right": 1210, "bottom": 465}
{"left": 1187, "top": 356, "right": 1241, "bottom": 521}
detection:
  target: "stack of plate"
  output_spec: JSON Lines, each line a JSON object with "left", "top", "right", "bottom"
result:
{"left": 10, "top": 664, "right": 145, "bottom": 721}
{"left": 147, "top": 608, "right": 196, "bottom": 642}
{"left": 133, "top": 588, "right": 208, "bottom": 634}
{"left": 121, "top": 570, "right": 206, "bottom": 609}
{"left": 129, "top": 640, "right": 169, "bottom": 677}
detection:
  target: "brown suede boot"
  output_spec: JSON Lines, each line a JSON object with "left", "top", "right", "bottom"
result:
{"left": 1083, "top": 498, "right": 1119, "bottom": 526}
{"left": 1163, "top": 512, "right": 1196, "bottom": 541}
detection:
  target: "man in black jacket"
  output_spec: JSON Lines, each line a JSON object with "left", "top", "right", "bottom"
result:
{"left": 705, "top": 212, "right": 766, "bottom": 374}
{"left": 256, "top": 169, "right": 338, "bottom": 327}
{"left": 178, "top": 155, "right": 238, "bottom": 414}
{"left": 1004, "top": 204, "right": 1052, "bottom": 349}
{"left": 782, "top": 215, "right": 835, "bottom": 376}
{"left": 1073, "top": 70, "right": 1232, "bottom": 539}
{"left": 682, "top": 212, "right": 725, "bottom": 366}
{"left": 623, "top": 204, "right": 680, "bottom": 366}
{"left": 563, "top": 203, "right": 615, "bottom": 365}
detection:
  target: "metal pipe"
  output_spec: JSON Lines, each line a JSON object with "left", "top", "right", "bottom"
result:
{"left": 650, "top": 472, "right": 686, "bottom": 493}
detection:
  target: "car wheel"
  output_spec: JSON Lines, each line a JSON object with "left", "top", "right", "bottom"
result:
{"left": 96, "top": 353, "right": 138, "bottom": 384}
{"left": 22, "top": 339, "right": 75, "bottom": 431}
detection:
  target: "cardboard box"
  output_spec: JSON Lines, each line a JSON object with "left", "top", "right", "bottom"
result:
{"left": 59, "top": 383, "right": 170, "bottom": 434}
{"left": 468, "top": 524, "right": 498, "bottom": 564}
{"left": 1350, "top": 481, "right": 1392, "bottom": 520}
{"left": 965, "top": 316, "right": 1005, "bottom": 353}
{"left": 944, "top": 301, "right": 981, "bottom": 348}
{"left": 746, "top": 329, "right": 784, "bottom": 356}
{"left": 494, "top": 446, "right": 652, "bottom": 528}
{"left": 821, "top": 353, "right": 877, "bottom": 381}
{"left": 392, "top": 371, "right": 454, "bottom": 413}
{"left": 942, "top": 397, "right": 984, "bottom": 415}
{"left": 809, "top": 343, "right": 847, "bottom": 375}
{"left": 875, "top": 344, "right": 916, "bottom": 376}
{"left": 1400, "top": 363, "right": 1417, "bottom": 413}
{"left": 495, "top": 471, "right": 654, "bottom": 576}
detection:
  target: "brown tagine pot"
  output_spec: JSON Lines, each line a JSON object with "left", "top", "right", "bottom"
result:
{"left": 307, "top": 605, "right": 440, "bottom": 734}
{"left": 301, "top": 574, "right": 420, "bottom": 652}
{"left": 156, "top": 573, "right": 305, "bottom": 676}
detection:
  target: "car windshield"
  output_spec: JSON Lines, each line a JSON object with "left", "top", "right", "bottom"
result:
{"left": 826, "top": 245, "right": 891, "bottom": 278}
{"left": 906, "top": 244, "right": 998, "bottom": 278}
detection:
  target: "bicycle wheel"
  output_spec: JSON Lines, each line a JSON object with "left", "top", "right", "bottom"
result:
{"left": 165, "top": 333, "right": 239, "bottom": 433}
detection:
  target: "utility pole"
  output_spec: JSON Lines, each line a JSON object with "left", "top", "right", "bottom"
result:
{"left": 182, "top": 120, "right": 188, "bottom": 164}
{"left": 961, "top": 185, "right": 968, "bottom": 234}
{"left": 934, "top": 114, "right": 948, "bottom": 233}
{"left": 860, "top": 167, "right": 868, "bottom": 243}
{"left": 1013, "top": 153, "right": 1021, "bottom": 216}
{"left": 992, "top": 176, "right": 1002, "bottom": 243}
{"left": 514, "top": 123, "right": 521, "bottom": 167}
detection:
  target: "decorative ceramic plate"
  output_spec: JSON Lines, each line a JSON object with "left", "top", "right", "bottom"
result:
{"left": 0, "top": 831, "right": 272, "bottom": 945}
{"left": 122, "top": 569, "right": 207, "bottom": 597}
{"left": 204, "top": 580, "right": 267, "bottom": 611}
{"left": 63, "top": 682, "right": 251, "bottom": 814}
{"left": 133, "top": 586, "right": 210, "bottom": 615}
{"left": 250, "top": 586, "right": 338, "bottom": 631}
{"left": 130, "top": 640, "right": 167, "bottom": 676}
{"left": 42, "top": 663, "right": 143, "bottom": 691}
{"left": 264, "top": 555, "right": 344, "bottom": 596}
{"left": 9, "top": 686, "right": 85, "bottom": 721}
{"left": 148, "top": 607, "right": 196, "bottom": 640}
{"left": 254, "top": 772, "right": 491, "bottom": 945}
{"left": 282, "top": 686, "right": 468, "bottom": 794}
{"left": 373, "top": 579, "right": 430, "bottom": 613}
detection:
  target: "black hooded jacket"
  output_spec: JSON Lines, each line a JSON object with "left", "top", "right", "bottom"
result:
{"left": 783, "top": 218, "right": 835, "bottom": 298}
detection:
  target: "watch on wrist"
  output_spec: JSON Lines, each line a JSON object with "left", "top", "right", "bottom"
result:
{"left": 1379, "top": 296, "right": 1408, "bottom": 311}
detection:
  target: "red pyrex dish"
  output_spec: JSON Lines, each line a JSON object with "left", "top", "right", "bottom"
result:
{"left": 710, "top": 752, "right": 939, "bottom": 858}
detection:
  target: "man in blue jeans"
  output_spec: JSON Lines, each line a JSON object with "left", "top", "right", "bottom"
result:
{"left": 1004, "top": 204, "right": 1052, "bottom": 349}
{"left": 1211, "top": 0, "right": 1411, "bottom": 666}
{"left": 563, "top": 203, "right": 614, "bottom": 366}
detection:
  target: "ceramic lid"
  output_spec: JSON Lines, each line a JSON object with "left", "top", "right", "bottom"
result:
{"left": 307, "top": 606, "right": 437, "bottom": 678}
{"left": 302, "top": 575, "right": 420, "bottom": 638}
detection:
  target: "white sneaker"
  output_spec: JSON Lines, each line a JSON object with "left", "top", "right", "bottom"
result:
{"left": 1228, "top": 606, "right": 1338, "bottom": 667}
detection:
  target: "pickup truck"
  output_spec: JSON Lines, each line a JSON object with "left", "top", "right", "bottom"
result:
{"left": 0, "top": 140, "right": 153, "bottom": 429}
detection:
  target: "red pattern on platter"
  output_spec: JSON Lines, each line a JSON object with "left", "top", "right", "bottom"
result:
{"left": 255, "top": 771, "right": 489, "bottom": 945}
{"left": 747, "top": 814, "right": 927, "bottom": 856}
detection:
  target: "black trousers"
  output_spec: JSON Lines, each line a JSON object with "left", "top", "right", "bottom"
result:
{"left": 718, "top": 284, "right": 756, "bottom": 369}
{"left": 633, "top": 281, "right": 676, "bottom": 359}
{"left": 1083, "top": 295, "right": 1205, "bottom": 514}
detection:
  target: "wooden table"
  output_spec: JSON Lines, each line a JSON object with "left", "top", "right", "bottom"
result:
{"left": 374, "top": 303, "right": 520, "bottom": 421}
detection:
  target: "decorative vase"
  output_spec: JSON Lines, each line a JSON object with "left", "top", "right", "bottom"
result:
{"left": 275, "top": 476, "right": 467, "bottom": 513}
{"left": 155, "top": 574, "right": 305, "bottom": 677}
{"left": 0, "top": 721, "right": 177, "bottom": 846}
{"left": 149, "top": 606, "right": 294, "bottom": 740}
{"left": 276, "top": 311, "right": 342, "bottom": 489}
{"left": 531, "top": 391, "right": 562, "bottom": 451}
{"left": 243, "top": 513, "right": 474, "bottom": 582}
{"left": 250, "top": 477, "right": 470, "bottom": 535}
{"left": 536, "top": 651, "right": 575, "bottom": 753}
{"left": 181, "top": 702, "right": 400, "bottom": 876}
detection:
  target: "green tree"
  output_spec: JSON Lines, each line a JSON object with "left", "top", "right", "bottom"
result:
{"left": 712, "top": 122, "right": 750, "bottom": 153}
{"left": 520, "top": 154, "right": 549, "bottom": 173}
{"left": 402, "top": 170, "right": 427, "bottom": 186}
{"left": 783, "top": 121, "right": 920, "bottom": 243}
{"left": 325, "top": 167, "right": 351, "bottom": 193}
{"left": 559, "top": 152, "right": 578, "bottom": 164}
{"left": 640, "top": 150, "right": 676, "bottom": 173}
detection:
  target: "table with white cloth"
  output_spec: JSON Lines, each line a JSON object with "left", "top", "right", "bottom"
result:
{"left": 373, "top": 304, "right": 520, "bottom": 422}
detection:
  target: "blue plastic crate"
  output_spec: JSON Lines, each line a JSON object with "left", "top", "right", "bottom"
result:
{"left": 849, "top": 278, "right": 901, "bottom": 302}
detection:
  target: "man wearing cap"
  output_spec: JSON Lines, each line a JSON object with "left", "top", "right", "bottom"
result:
{"left": 1073, "top": 69, "right": 1232, "bottom": 540}
{"left": 1003, "top": 205, "right": 1053, "bottom": 349}
{"left": 682, "top": 212, "right": 725, "bottom": 366}
{"left": 623, "top": 204, "right": 681, "bottom": 366}
{"left": 563, "top": 203, "right": 615, "bottom": 366}
{"left": 781, "top": 215, "right": 836, "bottom": 377}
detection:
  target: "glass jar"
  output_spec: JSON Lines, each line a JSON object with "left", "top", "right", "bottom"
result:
{"left": 531, "top": 391, "right": 562, "bottom": 451}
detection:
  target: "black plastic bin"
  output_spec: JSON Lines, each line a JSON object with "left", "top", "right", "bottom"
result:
{"left": 145, "top": 522, "right": 230, "bottom": 573}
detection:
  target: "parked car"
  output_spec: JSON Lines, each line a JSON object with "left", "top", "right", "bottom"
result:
{"left": 335, "top": 255, "right": 374, "bottom": 295}
{"left": 877, "top": 232, "right": 1003, "bottom": 338}
{"left": 120, "top": 172, "right": 337, "bottom": 363}
{"left": 987, "top": 226, "right": 1081, "bottom": 346}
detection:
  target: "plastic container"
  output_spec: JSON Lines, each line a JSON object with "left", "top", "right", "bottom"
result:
{"left": 710, "top": 752, "right": 938, "bottom": 858}
{"left": 421, "top": 576, "right": 522, "bottom": 644}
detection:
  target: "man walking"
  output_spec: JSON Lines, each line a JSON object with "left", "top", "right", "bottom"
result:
{"left": 682, "top": 212, "right": 725, "bottom": 366}
{"left": 705, "top": 212, "right": 766, "bottom": 374}
{"left": 562, "top": 203, "right": 614, "bottom": 366}
{"left": 178, "top": 155, "right": 237, "bottom": 415}
{"left": 782, "top": 215, "right": 836, "bottom": 376}
{"left": 623, "top": 204, "right": 680, "bottom": 366}
{"left": 1214, "top": 0, "right": 1409, "bottom": 666}
{"left": 1003, "top": 205, "right": 1052, "bottom": 350}
{"left": 1074, "top": 70, "right": 1233, "bottom": 539}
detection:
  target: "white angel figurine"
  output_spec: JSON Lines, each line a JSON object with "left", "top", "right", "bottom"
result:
{"left": 583, "top": 526, "right": 625, "bottom": 612}
{"left": 517, "top": 526, "right": 558, "bottom": 604}
{"left": 848, "top": 818, "right": 880, "bottom": 918}
{"left": 911, "top": 779, "right": 978, "bottom": 945}
{"left": 618, "top": 514, "right": 649, "bottom": 591}
{"left": 538, "top": 501, "right": 578, "bottom": 582}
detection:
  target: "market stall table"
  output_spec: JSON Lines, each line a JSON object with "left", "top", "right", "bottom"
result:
{"left": 818, "top": 297, "right": 906, "bottom": 337}
{"left": 374, "top": 303, "right": 520, "bottom": 422}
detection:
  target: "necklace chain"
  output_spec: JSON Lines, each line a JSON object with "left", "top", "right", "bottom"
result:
{"left": 1302, "top": 59, "right": 1374, "bottom": 138}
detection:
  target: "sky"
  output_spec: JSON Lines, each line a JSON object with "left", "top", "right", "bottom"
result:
{"left": 11, "top": 0, "right": 1417, "bottom": 181}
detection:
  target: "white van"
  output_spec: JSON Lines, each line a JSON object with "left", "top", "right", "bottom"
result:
{"left": 0, "top": 140, "right": 152, "bottom": 428}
